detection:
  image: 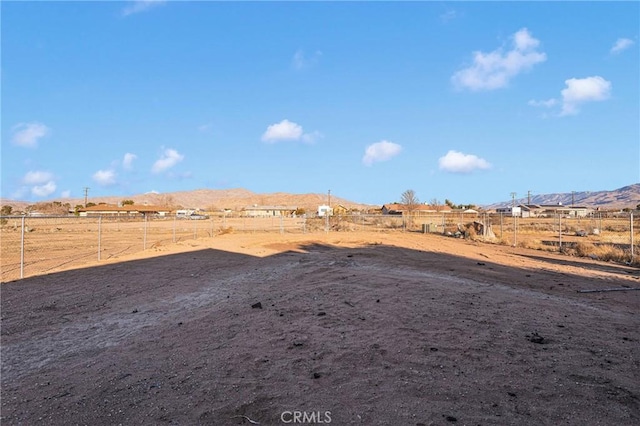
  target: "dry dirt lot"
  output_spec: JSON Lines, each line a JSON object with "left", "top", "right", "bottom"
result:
{"left": 1, "top": 231, "right": 639, "bottom": 425}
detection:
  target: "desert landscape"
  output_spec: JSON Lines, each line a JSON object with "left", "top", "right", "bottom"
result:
{"left": 2, "top": 230, "right": 639, "bottom": 425}
{"left": 4, "top": 0, "right": 638, "bottom": 423}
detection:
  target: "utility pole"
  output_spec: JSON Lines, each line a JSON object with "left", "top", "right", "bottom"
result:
{"left": 527, "top": 190, "right": 531, "bottom": 205}
{"left": 571, "top": 191, "right": 575, "bottom": 207}
{"left": 510, "top": 192, "right": 517, "bottom": 207}
{"left": 83, "top": 187, "right": 90, "bottom": 207}
{"left": 328, "top": 189, "right": 331, "bottom": 207}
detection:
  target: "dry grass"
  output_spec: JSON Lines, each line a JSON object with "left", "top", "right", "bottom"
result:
{"left": 569, "top": 241, "right": 639, "bottom": 265}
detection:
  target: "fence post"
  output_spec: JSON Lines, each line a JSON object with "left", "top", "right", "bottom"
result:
{"left": 173, "top": 215, "right": 177, "bottom": 243}
{"left": 280, "top": 215, "right": 284, "bottom": 234}
{"left": 631, "top": 212, "right": 634, "bottom": 261}
{"left": 143, "top": 215, "right": 148, "bottom": 250}
{"left": 193, "top": 219, "right": 197, "bottom": 240}
{"left": 559, "top": 213, "right": 562, "bottom": 252}
{"left": 599, "top": 213, "right": 602, "bottom": 234}
{"left": 98, "top": 216, "right": 102, "bottom": 261}
{"left": 513, "top": 213, "right": 517, "bottom": 247}
{"left": 20, "top": 216, "right": 25, "bottom": 279}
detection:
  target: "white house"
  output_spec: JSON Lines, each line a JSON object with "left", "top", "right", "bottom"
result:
{"left": 176, "top": 209, "right": 196, "bottom": 218}
{"left": 317, "top": 205, "right": 333, "bottom": 217}
{"left": 496, "top": 206, "right": 522, "bottom": 217}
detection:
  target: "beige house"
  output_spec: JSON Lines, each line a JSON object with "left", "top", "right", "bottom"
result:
{"left": 520, "top": 204, "right": 592, "bottom": 218}
{"left": 242, "top": 205, "right": 298, "bottom": 217}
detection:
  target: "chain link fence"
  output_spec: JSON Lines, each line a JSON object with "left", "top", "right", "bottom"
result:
{"left": 2, "top": 212, "right": 638, "bottom": 282}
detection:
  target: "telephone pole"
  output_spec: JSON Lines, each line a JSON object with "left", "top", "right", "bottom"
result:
{"left": 510, "top": 192, "right": 518, "bottom": 247}
{"left": 328, "top": 189, "right": 331, "bottom": 207}
{"left": 527, "top": 190, "right": 531, "bottom": 205}
{"left": 83, "top": 187, "right": 90, "bottom": 207}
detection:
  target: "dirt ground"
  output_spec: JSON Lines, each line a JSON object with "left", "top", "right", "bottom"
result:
{"left": 1, "top": 231, "right": 639, "bottom": 425}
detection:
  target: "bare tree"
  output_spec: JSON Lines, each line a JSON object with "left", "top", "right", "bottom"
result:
{"left": 401, "top": 189, "right": 420, "bottom": 217}
{"left": 400, "top": 190, "right": 420, "bottom": 230}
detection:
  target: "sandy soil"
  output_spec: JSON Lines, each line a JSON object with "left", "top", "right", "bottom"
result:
{"left": 1, "top": 231, "right": 639, "bottom": 425}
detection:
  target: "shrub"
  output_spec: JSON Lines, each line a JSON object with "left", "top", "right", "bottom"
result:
{"left": 218, "top": 226, "right": 234, "bottom": 235}
{"left": 573, "top": 242, "right": 596, "bottom": 257}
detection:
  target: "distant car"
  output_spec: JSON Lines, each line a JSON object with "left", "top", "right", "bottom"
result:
{"left": 576, "top": 230, "right": 587, "bottom": 237}
{"left": 190, "top": 214, "right": 209, "bottom": 220}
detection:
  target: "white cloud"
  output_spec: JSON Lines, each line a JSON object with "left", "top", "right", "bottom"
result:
{"left": 362, "top": 140, "right": 402, "bottom": 166}
{"left": 451, "top": 28, "right": 547, "bottom": 91}
{"left": 23, "top": 170, "right": 54, "bottom": 185}
{"left": 610, "top": 38, "right": 634, "bottom": 54}
{"left": 560, "top": 76, "right": 611, "bottom": 116}
{"left": 261, "top": 119, "right": 319, "bottom": 144}
{"left": 11, "top": 122, "right": 50, "bottom": 148}
{"left": 262, "top": 119, "right": 302, "bottom": 141}
{"left": 93, "top": 169, "right": 117, "bottom": 186}
{"left": 528, "top": 98, "right": 557, "bottom": 108}
{"left": 438, "top": 150, "right": 492, "bottom": 173}
{"left": 122, "top": 0, "right": 166, "bottom": 17}
{"left": 122, "top": 153, "right": 137, "bottom": 170}
{"left": 61, "top": 190, "right": 71, "bottom": 198}
{"left": 21, "top": 172, "right": 57, "bottom": 198}
{"left": 31, "top": 181, "right": 57, "bottom": 198}
{"left": 292, "top": 49, "right": 322, "bottom": 70}
{"left": 152, "top": 148, "right": 184, "bottom": 173}
{"left": 198, "top": 123, "right": 213, "bottom": 133}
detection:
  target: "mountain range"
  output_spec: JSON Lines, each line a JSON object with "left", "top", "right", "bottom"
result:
{"left": 2, "top": 184, "right": 639, "bottom": 213}
{"left": 486, "top": 184, "right": 640, "bottom": 209}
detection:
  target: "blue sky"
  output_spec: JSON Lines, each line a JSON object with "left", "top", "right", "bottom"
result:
{"left": 2, "top": 1, "right": 639, "bottom": 206}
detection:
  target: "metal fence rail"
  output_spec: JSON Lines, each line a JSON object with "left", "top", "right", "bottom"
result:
{"left": 1, "top": 213, "right": 638, "bottom": 282}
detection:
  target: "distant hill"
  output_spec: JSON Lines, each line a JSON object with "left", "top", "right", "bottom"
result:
{"left": 485, "top": 184, "right": 640, "bottom": 210}
{"left": 1, "top": 189, "right": 374, "bottom": 213}
{"left": 3, "top": 184, "right": 639, "bottom": 214}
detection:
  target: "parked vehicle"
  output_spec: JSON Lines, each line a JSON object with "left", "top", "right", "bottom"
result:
{"left": 189, "top": 214, "right": 209, "bottom": 220}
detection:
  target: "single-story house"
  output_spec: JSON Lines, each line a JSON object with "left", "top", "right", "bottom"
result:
{"left": 333, "top": 204, "right": 349, "bottom": 215}
{"left": 78, "top": 204, "right": 171, "bottom": 217}
{"left": 317, "top": 205, "right": 333, "bottom": 217}
{"left": 242, "top": 205, "right": 298, "bottom": 217}
{"left": 497, "top": 204, "right": 593, "bottom": 218}
{"left": 382, "top": 204, "right": 452, "bottom": 215}
{"left": 533, "top": 204, "right": 592, "bottom": 218}
{"left": 496, "top": 206, "right": 522, "bottom": 217}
